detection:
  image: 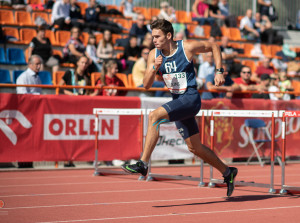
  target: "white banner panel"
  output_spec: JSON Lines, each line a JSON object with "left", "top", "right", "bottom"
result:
{"left": 141, "top": 97, "right": 194, "bottom": 161}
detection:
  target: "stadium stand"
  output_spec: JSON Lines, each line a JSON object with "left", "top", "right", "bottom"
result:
{"left": 0, "top": 69, "right": 11, "bottom": 83}
{"left": 0, "top": 47, "right": 6, "bottom": 64}
{"left": 7, "top": 48, "right": 27, "bottom": 65}
{"left": 12, "top": 70, "right": 25, "bottom": 83}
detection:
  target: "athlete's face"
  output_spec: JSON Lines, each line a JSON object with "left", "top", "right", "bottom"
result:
{"left": 152, "top": 29, "right": 171, "bottom": 50}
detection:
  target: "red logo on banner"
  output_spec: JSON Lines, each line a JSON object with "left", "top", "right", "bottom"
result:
{"left": 205, "top": 102, "right": 234, "bottom": 155}
{"left": 0, "top": 200, "right": 4, "bottom": 208}
{"left": 0, "top": 110, "right": 32, "bottom": 145}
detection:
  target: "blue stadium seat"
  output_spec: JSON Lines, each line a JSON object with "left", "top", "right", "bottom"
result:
{"left": 0, "top": 47, "right": 7, "bottom": 64}
{"left": 39, "top": 71, "right": 52, "bottom": 85}
{"left": 6, "top": 48, "right": 27, "bottom": 65}
{"left": 0, "top": 69, "right": 12, "bottom": 83}
{"left": 12, "top": 70, "right": 25, "bottom": 84}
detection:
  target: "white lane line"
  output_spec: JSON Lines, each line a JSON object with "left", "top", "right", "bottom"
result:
{"left": 0, "top": 186, "right": 204, "bottom": 198}
{"left": 2, "top": 196, "right": 224, "bottom": 210}
{"left": 37, "top": 205, "right": 300, "bottom": 223}
{"left": 0, "top": 180, "right": 138, "bottom": 188}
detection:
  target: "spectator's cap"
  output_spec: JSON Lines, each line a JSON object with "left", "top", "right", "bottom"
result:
{"left": 160, "top": 1, "right": 169, "bottom": 8}
{"left": 260, "top": 73, "right": 270, "bottom": 81}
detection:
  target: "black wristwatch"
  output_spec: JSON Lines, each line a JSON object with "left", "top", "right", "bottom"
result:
{"left": 216, "top": 68, "right": 224, "bottom": 74}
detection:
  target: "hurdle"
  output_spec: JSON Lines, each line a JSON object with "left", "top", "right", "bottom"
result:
{"left": 280, "top": 110, "right": 300, "bottom": 195}
{"left": 146, "top": 109, "right": 208, "bottom": 185}
{"left": 93, "top": 108, "right": 145, "bottom": 176}
{"left": 207, "top": 110, "right": 279, "bottom": 194}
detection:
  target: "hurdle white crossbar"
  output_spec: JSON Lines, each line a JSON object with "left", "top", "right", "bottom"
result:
{"left": 208, "top": 110, "right": 278, "bottom": 193}
{"left": 93, "top": 108, "right": 145, "bottom": 176}
{"left": 146, "top": 110, "right": 209, "bottom": 184}
{"left": 280, "top": 110, "right": 300, "bottom": 195}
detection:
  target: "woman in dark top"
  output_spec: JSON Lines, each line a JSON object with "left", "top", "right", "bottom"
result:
{"left": 28, "top": 25, "right": 60, "bottom": 73}
{"left": 59, "top": 55, "right": 91, "bottom": 95}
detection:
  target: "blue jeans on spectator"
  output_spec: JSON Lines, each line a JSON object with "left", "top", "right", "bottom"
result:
{"left": 192, "top": 17, "right": 215, "bottom": 26}
{"left": 139, "top": 81, "right": 166, "bottom": 97}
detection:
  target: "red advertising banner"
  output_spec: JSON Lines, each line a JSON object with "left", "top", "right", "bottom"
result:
{"left": 201, "top": 99, "right": 300, "bottom": 158}
{"left": 0, "top": 93, "right": 141, "bottom": 162}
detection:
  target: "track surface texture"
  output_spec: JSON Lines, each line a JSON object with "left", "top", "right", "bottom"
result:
{"left": 0, "top": 164, "right": 300, "bottom": 223}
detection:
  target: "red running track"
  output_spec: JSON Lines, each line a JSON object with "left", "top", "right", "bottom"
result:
{"left": 0, "top": 164, "right": 300, "bottom": 223}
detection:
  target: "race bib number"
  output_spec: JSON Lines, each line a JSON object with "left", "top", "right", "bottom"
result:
{"left": 162, "top": 72, "right": 187, "bottom": 94}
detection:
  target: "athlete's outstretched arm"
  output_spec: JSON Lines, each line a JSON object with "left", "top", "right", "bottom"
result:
{"left": 184, "top": 40, "right": 224, "bottom": 86}
{"left": 143, "top": 49, "right": 162, "bottom": 89}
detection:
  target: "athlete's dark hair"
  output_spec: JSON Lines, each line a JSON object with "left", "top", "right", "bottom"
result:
{"left": 150, "top": 19, "right": 174, "bottom": 39}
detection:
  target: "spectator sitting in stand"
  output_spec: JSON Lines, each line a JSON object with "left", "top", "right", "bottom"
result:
{"left": 69, "top": 0, "right": 85, "bottom": 30}
{"left": 10, "top": 0, "right": 32, "bottom": 12}
{"left": 208, "top": 0, "right": 225, "bottom": 27}
{"left": 51, "top": 0, "right": 71, "bottom": 31}
{"left": 146, "top": 16, "right": 159, "bottom": 32}
{"left": 91, "top": 60, "right": 126, "bottom": 96}
{"left": 63, "top": 26, "right": 87, "bottom": 65}
{"left": 218, "top": 0, "right": 237, "bottom": 27}
{"left": 129, "top": 14, "right": 149, "bottom": 45}
{"left": 269, "top": 73, "right": 291, "bottom": 100}
{"left": 86, "top": 34, "right": 102, "bottom": 72}
{"left": 85, "top": 0, "right": 123, "bottom": 34}
{"left": 240, "top": 9, "right": 260, "bottom": 41}
{"left": 16, "top": 55, "right": 43, "bottom": 95}
{"left": 132, "top": 46, "right": 165, "bottom": 97}
{"left": 233, "top": 66, "right": 266, "bottom": 98}
{"left": 251, "top": 73, "right": 271, "bottom": 99}
{"left": 123, "top": 35, "right": 141, "bottom": 74}
{"left": 220, "top": 36, "right": 242, "bottom": 78}
{"left": 121, "top": 0, "right": 138, "bottom": 20}
{"left": 253, "top": 12, "right": 283, "bottom": 45}
{"left": 198, "top": 52, "right": 215, "bottom": 83}
{"left": 96, "top": 30, "right": 116, "bottom": 63}
{"left": 191, "top": 0, "right": 215, "bottom": 26}
{"left": 141, "top": 32, "right": 155, "bottom": 50}
{"left": 59, "top": 55, "right": 91, "bottom": 96}
{"left": 28, "top": 25, "right": 60, "bottom": 74}
{"left": 258, "top": 0, "right": 277, "bottom": 22}
{"left": 253, "top": 57, "right": 275, "bottom": 82}
{"left": 202, "top": 64, "right": 239, "bottom": 100}
{"left": 158, "top": 2, "right": 176, "bottom": 23}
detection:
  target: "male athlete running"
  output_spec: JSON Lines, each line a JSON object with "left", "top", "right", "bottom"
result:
{"left": 122, "top": 19, "right": 238, "bottom": 197}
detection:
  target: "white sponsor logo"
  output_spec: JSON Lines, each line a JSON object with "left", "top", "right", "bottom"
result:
{"left": 0, "top": 110, "right": 32, "bottom": 145}
{"left": 44, "top": 114, "right": 119, "bottom": 140}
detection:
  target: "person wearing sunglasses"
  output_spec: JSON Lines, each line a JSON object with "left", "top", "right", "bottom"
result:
{"left": 233, "top": 65, "right": 267, "bottom": 98}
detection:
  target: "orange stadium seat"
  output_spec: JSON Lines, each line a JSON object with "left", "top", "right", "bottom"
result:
{"left": 127, "top": 74, "right": 136, "bottom": 88}
{"left": 270, "top": 45, "right": 282, "bottom": 58}
{"left": 15, "top": 11, "right": 34, "bottom": 26}
{"left": 229, "top": 28, "right": 242, "bottom": 41}
{"left": 80, "top": 32, "right": 89, "bottom": 45}
{"left": 20, "top": 28, "right": 37, "bottom": 44}
{"left": 114, "top": 18, "right": 132, "bottom": 32}
{"left": 148, "top": 8, "right": 160, "bottom": 17}
{"left": 220, "top": 27, "right": 230, "bottom": 38}
{"left": 91, "top": 72, "right": 101, "bottom": 86}
{"left": 175, "top": 10, "right": 189, "bottom": 24}
{"left": 45, "top": 30, "right": 57, "bottom": 45}
{"left": 186, "top": 24, "right": 205, "bottom": 39}
{"left": 2, "top": 27, "right": 20, "bottom": 43}
{"left": 32, "top": 12, "right": 50, "bottom": 25}
{"left": 27, "top": 0, "right": 42, "bottom": 4}
{"left": 116, "top": 73, "right": 129, "bottom": 87}
{"left": 77, "top": 2, "right": 88, "bottom": 16}
{"left": 202, "top": 25, "right": 211, "bottom": 38}
{"left": 242, "top": 60, "right": 257, "bottom": 72}
{"left": 243, "top": 43, "right": 254, "bottom": 58}
{"left": 260, "top": 44, "right": 272, "bottom": 58}
{"left": 0, "top": 10, "right": 15, "bottom": 25}
{"left": 95, "top": 33, "right": 103, "bottom": 44}
{"left": 53, "top": 71, "right": 66, "bottom": 94}
{"left": 55, "top": 30, "right": 71, "bottom": 47}
{"left": 111, "top": 34, "right": 123, "bottom": 44}
{"left": 134, "top": 7, "right": 149, "bottom": 20}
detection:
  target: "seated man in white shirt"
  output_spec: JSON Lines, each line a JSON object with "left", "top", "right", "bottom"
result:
{"left": 51, "top": 0, "right": 71, "bottom": 30}
{"left": 239, "top": 9, "right": 260, "bottom": 41}
{"left": 197, "top": 52, "right": 215, "bottom": 84}
{"left": 16, "top": 55, "right": 43, "bottom": 94}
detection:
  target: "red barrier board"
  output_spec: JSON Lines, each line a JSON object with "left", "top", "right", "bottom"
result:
{"left": 201, "top": 99, "right": 300, "bottom": 158}
{"left": 0, "top": 93, "right": 141, "bottom": 162}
